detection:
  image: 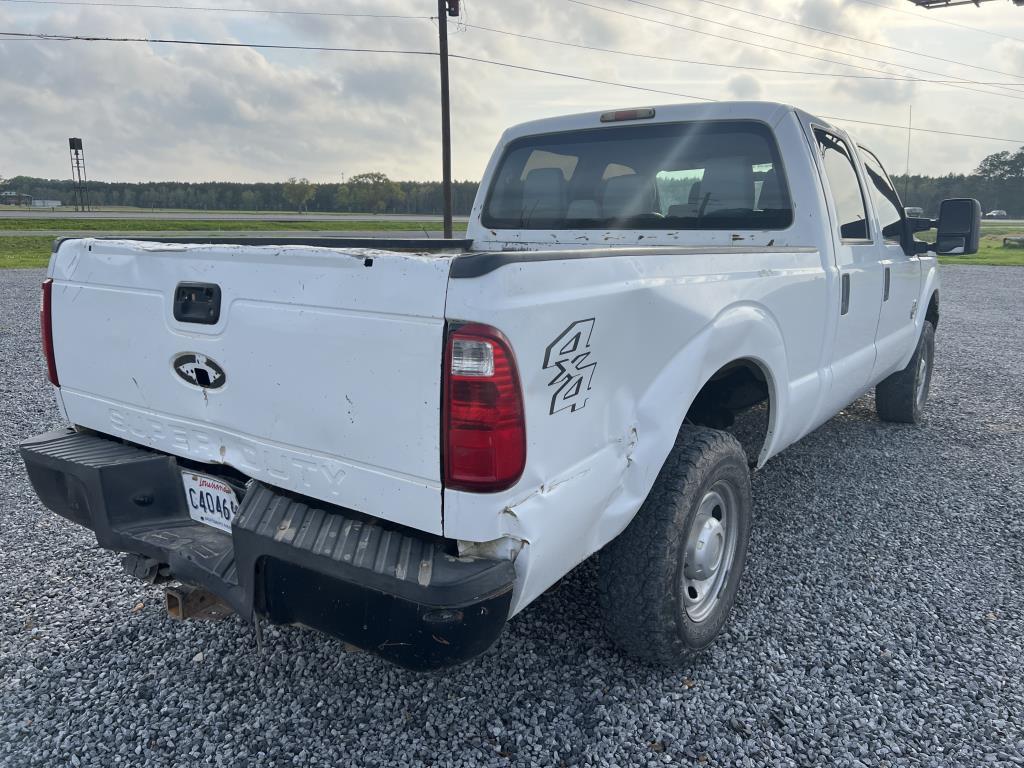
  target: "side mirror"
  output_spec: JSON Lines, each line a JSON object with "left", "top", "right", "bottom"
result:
{"left": 934, "top": 198, "right": 981, "bottom": 255}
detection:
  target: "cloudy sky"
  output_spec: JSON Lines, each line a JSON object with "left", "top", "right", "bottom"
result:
{"left": 2, "top": 0, "right": 1023, "bottom": 183}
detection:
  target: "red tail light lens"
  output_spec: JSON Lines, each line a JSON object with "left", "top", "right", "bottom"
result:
{"left": 443, "top": 322, "right": 526, "bottom": 492}
{"left": 40, "top": 278, "right": 59, "bottom": 387}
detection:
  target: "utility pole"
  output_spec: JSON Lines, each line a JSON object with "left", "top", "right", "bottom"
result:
{"left": 437, "top": 0, "right": 459, "bottom": 238}
{"left": 903, "top": 105, "right": 912, "bottom": 203}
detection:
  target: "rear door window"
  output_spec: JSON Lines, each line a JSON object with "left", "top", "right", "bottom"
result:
{"left": 814, "top": 129, "right": 869, "bottom": 240}
{"left": 482, "top": 120, "right": 793, "bottom": 230}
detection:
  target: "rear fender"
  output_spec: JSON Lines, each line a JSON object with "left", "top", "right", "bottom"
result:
{"left": 485, "top": 302, "right": 788, "bottom": 615}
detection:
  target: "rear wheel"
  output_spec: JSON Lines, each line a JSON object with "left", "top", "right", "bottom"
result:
{"left": 876, "top": 321, "right": 935, "bottom": 424}
{"left": 598, "top": 426, "right": 752, "bottom": 664}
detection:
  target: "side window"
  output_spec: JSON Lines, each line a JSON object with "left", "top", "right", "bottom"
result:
{"left": 814, "top": 129, "right": 869, "bottom": 240}
{"left": 859, "top": 147, "right": 905, "bottom": 244}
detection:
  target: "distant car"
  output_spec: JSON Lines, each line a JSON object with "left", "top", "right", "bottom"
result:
{"left": 905, "top": 206, "right": 924, "bottom": 218}
{"left": 984, "top": 209, "right": 1008, "bottom": 219}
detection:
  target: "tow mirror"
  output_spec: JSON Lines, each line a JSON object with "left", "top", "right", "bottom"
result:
{"left": 933, "top": 198, "right": 981, "bottom": 255}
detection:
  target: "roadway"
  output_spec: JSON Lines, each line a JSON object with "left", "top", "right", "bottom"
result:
{"left": 0, "top": 210, "right": 468, "bottom": 222}
{"left": 0, "top": 230, "right": 460, "bottom": 238}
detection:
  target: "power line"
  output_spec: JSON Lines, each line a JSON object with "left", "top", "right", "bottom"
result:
{"left": 0, "top": 29, "right": 712, "bottom": 100}
{"left": 463, "top": 21, "right": 1022, "bottom": 86}
{"left": 2, "top": 29, "right": 1022, "bottom": 144}
{"left": 818, "top": 114, "right": 1022, "bottom": 145}
{"left": 852, "top": 0, "right": 1024, "bottom": 45}
{"left": 570, "top": 0, "right": 1024, "bottom": 103}
{"left": 0, "top": 30, "right": 439, "bottom": 54}
{"left": 656, "top": 0, "right": 1024, "bottom": 82}
{"left": 614, "top": 0, "right": 1024, "bottom": 96}
{"left": 9, "top": 0, "right": 1020, "bottom": 96}
{"left": 0, "top": 0, "right": 430, "bottom": 19}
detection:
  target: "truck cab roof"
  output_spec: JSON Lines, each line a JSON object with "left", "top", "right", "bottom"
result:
{"left": 498, "top": 101, "right": 811, "bottom": 143}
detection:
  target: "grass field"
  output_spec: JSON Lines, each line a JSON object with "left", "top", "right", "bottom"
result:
{"left": 937, "top": 238, "right": 1024, "bottom": 266}
{"left": 926, "top": 228, "right": 1024, "bottom": 267}
{"left": 3, "top": 224, "right": 1022, "bottom": 269}
{"left": 1, "top": 237, "right": 55, "bottom": 269}
{"left": 0, "top": 218, "right": 448, "bottom": 268}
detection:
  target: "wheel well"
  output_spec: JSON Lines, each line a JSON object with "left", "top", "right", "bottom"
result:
{"left": 926, "top": 290, "right": 939, "bottom": 328}
{"left": 685, "top": 359, "right": 772, "bottom": 464}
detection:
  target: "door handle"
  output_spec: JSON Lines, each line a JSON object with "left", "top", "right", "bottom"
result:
{"left": 883, "top": 267, "right": 891, "bottom": 302}
{"left": 841, "top": 273, "right": 850, "bottom": 315}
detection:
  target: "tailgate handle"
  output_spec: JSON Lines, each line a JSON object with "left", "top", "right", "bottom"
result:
{"left": 174, "top": 282, "right": 222, "bottom": 325}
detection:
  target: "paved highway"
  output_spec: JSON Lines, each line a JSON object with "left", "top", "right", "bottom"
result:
{"left": 0, "top": 230, "right": 460, "bottom": 238}
{"left": 0, "top": 210, "right": 468, "bottom": 222}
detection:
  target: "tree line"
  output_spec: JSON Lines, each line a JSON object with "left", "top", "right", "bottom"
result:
{"left": 1, "top": 172, "right": 480, "bottom": 215}
{"left": 3, "top": 145, "right": 1022, "bottom": 216}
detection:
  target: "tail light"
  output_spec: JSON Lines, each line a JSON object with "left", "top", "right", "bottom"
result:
{"left": 40, "top": 278, "right": 59, "bottom": 386}
{"left": 443, "top": 322, "right": 526, "bottom": 492}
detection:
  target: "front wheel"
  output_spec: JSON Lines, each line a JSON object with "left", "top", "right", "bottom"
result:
{"left": 598, "top": 427, "right": 752, "bottom": 665}
{"left": 876, "top": 320, "right": 935, "bottom": 424}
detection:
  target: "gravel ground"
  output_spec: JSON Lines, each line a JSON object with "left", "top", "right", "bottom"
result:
{"left": 1, "top": 266, "right": 1022, "bottom": 767}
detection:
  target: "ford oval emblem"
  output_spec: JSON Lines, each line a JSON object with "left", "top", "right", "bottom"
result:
{"left": 173, "top": 353, "right": 226, "bottom": 390}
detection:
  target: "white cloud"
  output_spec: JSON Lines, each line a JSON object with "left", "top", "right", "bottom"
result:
{"left": 0, "top": 0, "right": 1022, "bottom": 183}
{"left": 726, "top": 73, "right": 762, "bottom": 99}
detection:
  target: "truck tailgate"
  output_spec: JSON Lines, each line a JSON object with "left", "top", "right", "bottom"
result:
{"left": 48, "top": 239, "right": 452, "bottom": 534}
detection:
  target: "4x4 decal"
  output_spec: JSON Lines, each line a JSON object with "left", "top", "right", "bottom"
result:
{"left": 543, "top": 319, "right": 597, "bottom": 415}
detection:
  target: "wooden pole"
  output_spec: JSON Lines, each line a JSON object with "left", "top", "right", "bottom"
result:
{"left": 437, "top": 0, "right": 454, "bottom": 238}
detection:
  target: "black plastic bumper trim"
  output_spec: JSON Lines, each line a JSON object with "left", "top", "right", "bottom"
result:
{"left": 20, "top": 428, "right": 513, "bottom": 669}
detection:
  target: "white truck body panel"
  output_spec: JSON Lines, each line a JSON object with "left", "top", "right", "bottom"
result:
{"left": 49, "top": 240, "right": 454, "bottom": 534}
{"left": 443, "top": 245, "right": 830, "bottom": 613}
{"left": 42, "top": 100, "right": 941, "bottom": 622}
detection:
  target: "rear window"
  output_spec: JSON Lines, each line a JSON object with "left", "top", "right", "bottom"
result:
{"left": 482, "top": 120, "right": 792, "bottom": 231}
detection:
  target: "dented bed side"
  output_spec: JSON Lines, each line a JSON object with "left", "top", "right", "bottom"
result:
{"left": 442, "top": 244, "right": 831, "bottom": 615}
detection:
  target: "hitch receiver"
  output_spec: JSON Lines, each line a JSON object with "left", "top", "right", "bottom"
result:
{"left": 165, "top": 585, "right": 234, "bottom": 621}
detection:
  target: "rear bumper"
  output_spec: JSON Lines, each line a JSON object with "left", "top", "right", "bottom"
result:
{"left": 20, "top": 428, "right": 514, "bottom": 670}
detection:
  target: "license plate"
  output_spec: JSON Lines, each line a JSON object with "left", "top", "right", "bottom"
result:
{"left": 181, "top": 471, "right": 239, "bottom": 533}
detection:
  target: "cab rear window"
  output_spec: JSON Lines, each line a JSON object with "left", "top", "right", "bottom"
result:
{"left": 482, "top": 120, "right": 792, "bottom": 231}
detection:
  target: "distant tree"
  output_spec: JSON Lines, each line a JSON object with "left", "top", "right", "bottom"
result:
{"left": 974, "top": 147, "right": 1024, "bottom": 181}
{"left": 282, "top": 177, "right": 316, "bottom": 212}
{"left": 343, "top": 172, "right": 405, "bottom": 214}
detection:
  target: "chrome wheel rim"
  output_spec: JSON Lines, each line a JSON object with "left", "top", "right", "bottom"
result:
{"left": 915, "top": 345, "right": 931, "bottom": 409}
{"left": 682, "top": 482, "right": 739, "bottom": 623}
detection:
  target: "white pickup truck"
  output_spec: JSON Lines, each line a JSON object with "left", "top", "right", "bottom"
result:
{"left": 21, "top": 102, "right": 980, "bottom": 670}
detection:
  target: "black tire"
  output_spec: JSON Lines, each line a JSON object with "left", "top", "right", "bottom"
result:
{"left": 597, "top": 426, "right": 752, "bottom": 664}
{"left": 876, "top": 320, "right": 935, "bottom": 424}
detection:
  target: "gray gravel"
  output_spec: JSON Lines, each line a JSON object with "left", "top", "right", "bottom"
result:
{"left": 1, "top": 266, "right": 1022, "bottom": 767}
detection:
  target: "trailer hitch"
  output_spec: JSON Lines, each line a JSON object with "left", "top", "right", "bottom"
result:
{"left": 165, "top": 585, "right": 233, "bottom": 621}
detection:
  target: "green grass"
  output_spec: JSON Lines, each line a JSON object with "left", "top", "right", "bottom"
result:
{"left": 938, "top": 239, "right": 1024, "bottom": 266}
{"left": 0, "top": 237, "right": 54, "bottom": 268}
{"left": 918, "top": 228, "right": 1024, "bottom": 266}
{"left": 0, "top": 218, "right": 440, "bottom": 233}
{"left": 0, "top": 218, "right": 454, "bottom": 268}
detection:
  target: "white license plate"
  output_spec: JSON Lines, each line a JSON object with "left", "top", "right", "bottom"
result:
{"left": 181, "top": 471, "right": 239, "bottom": 533}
